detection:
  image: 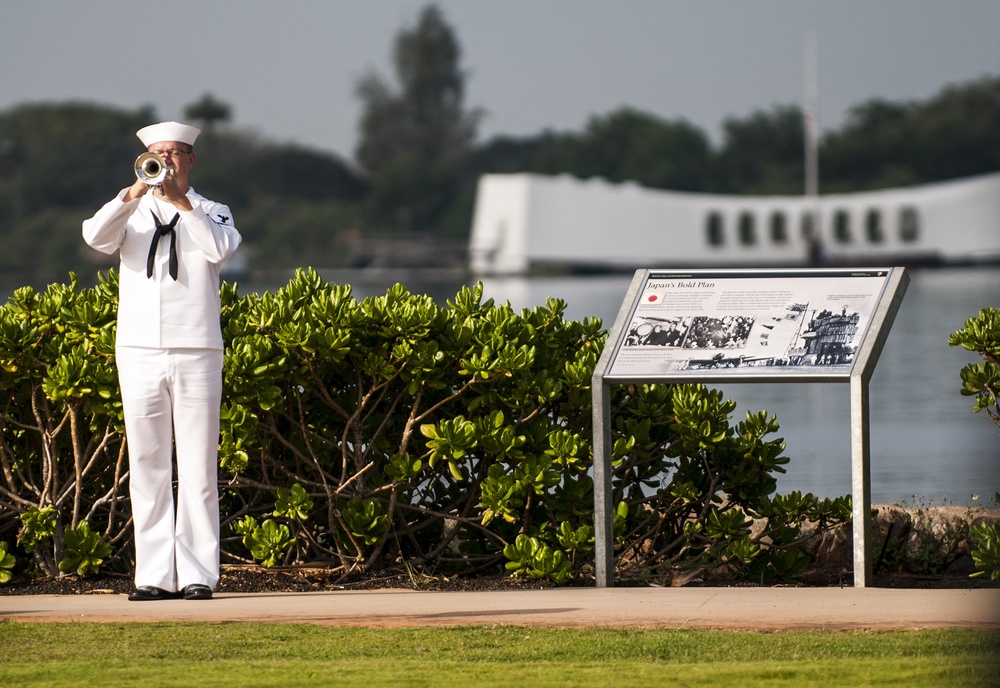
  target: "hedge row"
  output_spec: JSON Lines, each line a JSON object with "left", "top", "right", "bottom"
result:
{"left": 1, "top": 269, "right": 853, "bottom": 585}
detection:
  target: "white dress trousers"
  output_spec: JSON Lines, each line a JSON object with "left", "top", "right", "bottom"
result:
{"left": 116, "top": 346, "right": 224, "bottom": 591}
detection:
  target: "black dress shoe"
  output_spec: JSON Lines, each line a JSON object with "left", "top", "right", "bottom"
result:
{"left": 182, "top": 584, "right": 213, "bottom": 600}
{"left": 128, "top": 585, "right": 180, "bottom": 601}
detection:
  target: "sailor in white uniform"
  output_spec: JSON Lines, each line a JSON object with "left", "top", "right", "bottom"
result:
{"left": 83, "top": 121, "right": 241, "bottom": 601}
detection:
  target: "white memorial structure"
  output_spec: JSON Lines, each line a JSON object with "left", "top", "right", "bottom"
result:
{"left": 469, "top": 172, "right": 1000, "bottom": 274}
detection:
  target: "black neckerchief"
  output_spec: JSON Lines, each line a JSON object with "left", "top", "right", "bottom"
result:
{"left": 147, "top": 211, "right": 180, "bottom": 280}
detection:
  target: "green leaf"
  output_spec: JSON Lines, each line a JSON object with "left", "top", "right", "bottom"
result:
{"left": 0, "top": 542, "right": 16, "bottom": 584}
{"left": 245, "top": 519, "right": 293, "bottom": 568}
{"left": 340, "top": 498, "right": 388, "bottom": 547}
{"left": 274, "top": 483, "right": 314, "bottom": 521}
{"left": 18, "top": 505, "right": 57, "bottom": 553}
{"left": 58, "top": 521, "right": 111, "bottom": 577}
{"left": 970, "top": 523, "right": 1000, "bottom": 581}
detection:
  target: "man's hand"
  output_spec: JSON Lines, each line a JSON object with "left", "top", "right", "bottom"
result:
{"left": 123, "top": 178, "right": 151, "bottom": 202}
{"left": 156, "top": 173, "right": 193, "bottom": 211}
{"left": 124, "top": 173, "right": 193, "bottom": 211}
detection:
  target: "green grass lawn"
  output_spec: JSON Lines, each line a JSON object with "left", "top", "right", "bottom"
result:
{"left": 1, "top": 623, "right": 997, "bottom": 687}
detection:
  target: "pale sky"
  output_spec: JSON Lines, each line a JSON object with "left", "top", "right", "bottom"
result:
{"left": 2, "top": 1, "right": 997, "bottom": 162}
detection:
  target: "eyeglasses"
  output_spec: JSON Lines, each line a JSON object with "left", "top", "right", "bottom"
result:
{"left": 149, "top": 148, "right": 193, "bottom": 158}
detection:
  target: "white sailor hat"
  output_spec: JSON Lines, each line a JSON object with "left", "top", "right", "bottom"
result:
{"left": 136, "top": 121, "right": 201, "bottom": 148}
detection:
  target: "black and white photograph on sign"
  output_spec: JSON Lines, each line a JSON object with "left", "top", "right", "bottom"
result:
{"left": 608, "top": 270, "right": 892, "bottom": 379}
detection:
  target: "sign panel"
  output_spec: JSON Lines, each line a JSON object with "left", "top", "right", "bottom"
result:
{"left": 606, "top": 269, "right": 894, "bottom": 381}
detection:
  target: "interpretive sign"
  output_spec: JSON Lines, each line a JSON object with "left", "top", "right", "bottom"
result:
{"left": 592, "top": 267, "right": 909, "bottom": 589}
{"left": 606, "top": 269, "right": 895, "bottom": 382}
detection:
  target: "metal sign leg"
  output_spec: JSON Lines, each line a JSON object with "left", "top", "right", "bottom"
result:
{"left": 850, "top": 374, "right": 873, "bottom": 587}
{"left": 592, "top": 379, "right": 614, "bottom": 587}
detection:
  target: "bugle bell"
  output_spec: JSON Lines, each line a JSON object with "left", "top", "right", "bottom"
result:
{"left": 134, "top": 152, "right": 170, "bottom": 186}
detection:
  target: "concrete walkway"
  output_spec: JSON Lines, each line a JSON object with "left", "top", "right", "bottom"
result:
{"left": 3, "top": 586, "right": 999, "bottom": 630}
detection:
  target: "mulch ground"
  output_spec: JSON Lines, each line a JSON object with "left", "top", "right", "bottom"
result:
{"left": 1, "top": 566, "right": 562, "bottom": 596}
{"left": 3, "top": 564, "right": 996, "bottom": 596}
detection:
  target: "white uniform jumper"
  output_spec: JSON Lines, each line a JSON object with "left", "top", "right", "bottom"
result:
{"left": 83, "top": 188, "right": 241, "bottom": 591}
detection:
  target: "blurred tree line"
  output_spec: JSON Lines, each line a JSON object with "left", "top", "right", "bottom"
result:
{"left": 0, "top": 4, "right": 998, "bottom": 286}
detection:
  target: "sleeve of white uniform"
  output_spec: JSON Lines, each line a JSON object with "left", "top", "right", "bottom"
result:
{"left": 181, "top": 202, "right": 242, "bottom": 264}
{"left": 81, "top": 190, "right": 139, "bottom": 255}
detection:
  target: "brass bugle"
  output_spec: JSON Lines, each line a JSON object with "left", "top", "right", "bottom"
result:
{"left": 134, "top": 152, "right": 170, "bottom": 186}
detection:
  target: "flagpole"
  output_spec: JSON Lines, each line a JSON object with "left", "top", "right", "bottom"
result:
{"left": 804, "top": 31, "right": 819, "bottom": 199}
{"left": 803, "top": 31, "right": 822, "bottom": 262}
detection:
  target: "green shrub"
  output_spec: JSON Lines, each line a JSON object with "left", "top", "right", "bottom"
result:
{"left": 607, "top": 385, "right": 851, "bottom": 585}
{"left": 949, "top": 307, "right": 1000, "bottom": 429}
{"left": 1, "top": 268, "right": 848, "bottom": 586}
{"left": 0, "top": 272, "right": 124, "bottom": 579}
{"left": 970, "top": 522, "right": 1000, "bottom": 580}
{"left": 948, "top": 308, "right": 999, "bottom": 579}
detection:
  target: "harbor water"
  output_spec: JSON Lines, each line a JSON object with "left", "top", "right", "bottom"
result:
{"left": 320, "top": 266, "right": 999, "bottom": 506}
